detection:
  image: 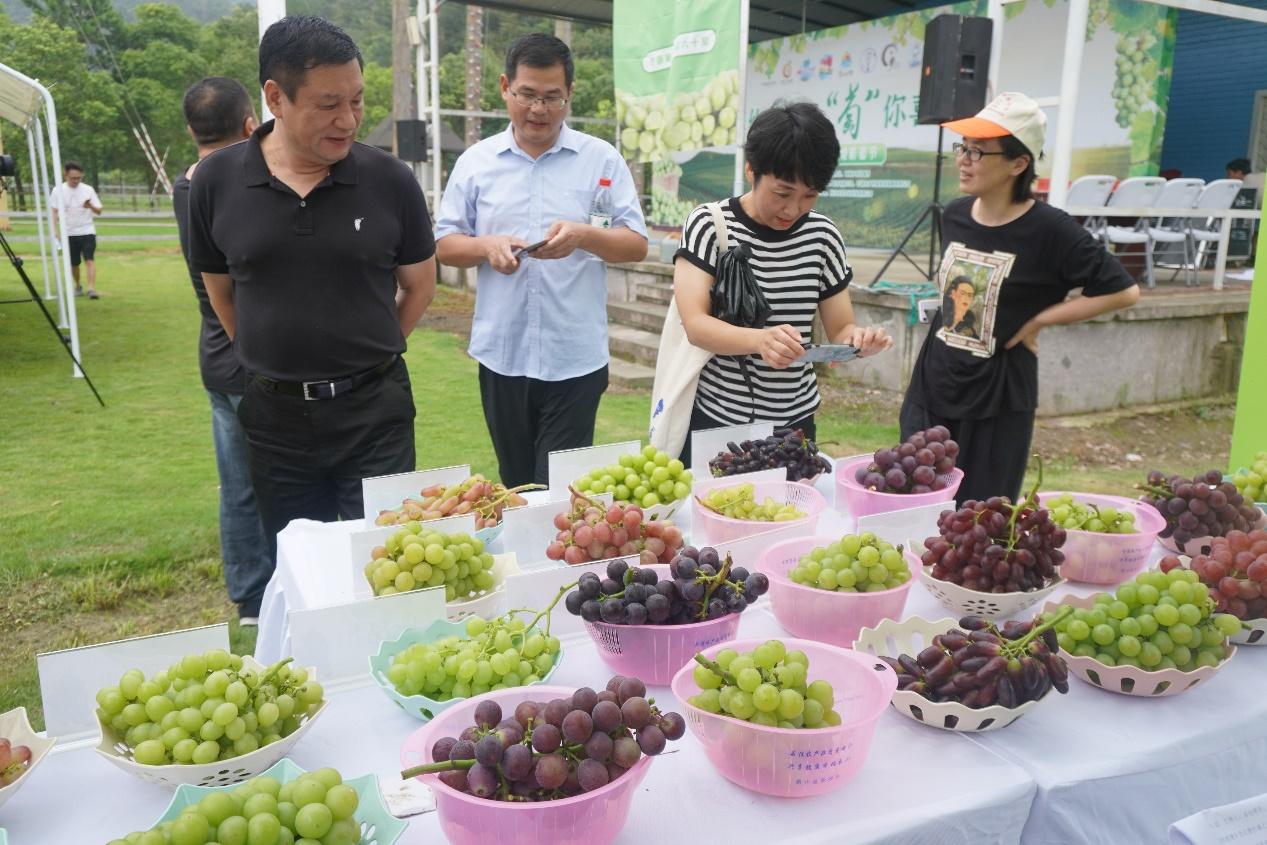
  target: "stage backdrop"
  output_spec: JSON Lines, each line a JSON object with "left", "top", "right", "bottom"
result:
{"left": 650, "top": 0, "right": 1176, "bottom": 247}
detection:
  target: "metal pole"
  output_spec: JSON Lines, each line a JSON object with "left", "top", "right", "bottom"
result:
{"left": 38, "top": 97, "right": 83, "bottom": 377}
{"left": 26, "top": 125, "right": 52, "bottom": 300}
{"left": 1047, "top": 0, "right": 1088, "bottom": 210}
{"left": 987, "top": 0, "right": 1004, "bottom": 98}
{"left": 415, "top": 1, "right": 433, "bottom": 205}
{"left": 257, "top": 0, "right": 287, "bottom": 121}
{"left": 732, "top": 0, "right": 750, "bottom": 197}
{"left": 429, "top": 1, "right": 442, "bottom": 208}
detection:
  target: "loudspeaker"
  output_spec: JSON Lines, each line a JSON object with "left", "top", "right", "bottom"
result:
{"left": 395, "top": 119, "right": 429, "bottom": 162}
{"left": 917, "top": 15, "right": 993, "bottom": 125}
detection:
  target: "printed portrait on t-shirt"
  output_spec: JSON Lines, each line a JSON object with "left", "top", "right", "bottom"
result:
{"left": 934, "top": 242, "right": 1016, "bottom": 358}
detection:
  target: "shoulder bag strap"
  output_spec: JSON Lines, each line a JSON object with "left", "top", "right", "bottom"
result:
{"left": 708, "top": 201, "right": 729, "bottom": 259}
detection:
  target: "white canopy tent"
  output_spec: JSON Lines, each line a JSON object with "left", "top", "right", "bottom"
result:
{"left": 0, "top": 61, "right": 84, "bottom": 378}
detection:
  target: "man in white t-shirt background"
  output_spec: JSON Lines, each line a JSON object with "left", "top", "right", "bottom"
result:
{"left": 49, "top": 161, "right": 104, "bottom": 298}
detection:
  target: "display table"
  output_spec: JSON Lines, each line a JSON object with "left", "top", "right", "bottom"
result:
{"left": 12, "top": 608, "right": 1037, "bottom": 845}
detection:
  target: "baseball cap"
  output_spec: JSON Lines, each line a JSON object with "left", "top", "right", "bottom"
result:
{"left": 943, "top": 92, "right": 1046, "bottom": 160}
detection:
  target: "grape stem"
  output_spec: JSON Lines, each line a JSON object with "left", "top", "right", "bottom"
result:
{"left": 504, "top": 579, "right": 576, "bottom": 638}
{"left": 401, "top": 758, "right": 476, "bottom": 779}
{"left": 692, "top": 654, "right": 738, "bottom": 686}
{"left": 696, "top": 489, "right": 754, "bottom": 516}
{"left": 1000, "top": 605, "right": 1073, "bottom": 657}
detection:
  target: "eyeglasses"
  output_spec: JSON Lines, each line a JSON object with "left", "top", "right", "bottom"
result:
{"left": 952, "top": 142, "right": 1009, "bottom": 163}
{"left": 509, "top": 90, "right": 569, "bottom": 111}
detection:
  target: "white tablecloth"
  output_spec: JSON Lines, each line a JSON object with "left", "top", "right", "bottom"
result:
{"left": 77, "top": 473, "right": 1267, "bottom": 845}
{"left": 11, "top": 608, "right": 1037, "bottom": 845}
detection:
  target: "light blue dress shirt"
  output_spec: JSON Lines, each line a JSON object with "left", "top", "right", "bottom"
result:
{"left": 435, "top": 123, "right": 648, "bottom": 381}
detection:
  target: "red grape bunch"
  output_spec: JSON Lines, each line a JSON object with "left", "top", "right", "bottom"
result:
{"left": 855, "top": 426, "right": 960, "bottom": 494}
{"left": 923, "top": 466, "right": 1066, "bottom": 593}
{"left": 545, "top": 489, "right": 684, "bottom": 566}
{"left": 1166, "top": 528, "right": 1267, "bottom": 621}
{"left": 402, "top": 675, "right": 686, "bottom": 801}
{"left": 709, "top": 428, "right": 833, "bottom": 482}
{"left": 564, "top": 551, "right": 769, "bottom": 626}
{"left": 882, "top": 612, "right": 1071, "bottom": 710}
{"left": 0, "top": 737, "right": 33, "bottom": 786}
{"left": 1137, "top": 469, "right": 1264, "bottom": 549}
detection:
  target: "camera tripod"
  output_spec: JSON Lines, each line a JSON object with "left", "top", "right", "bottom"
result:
{"left": 0, "top": 221, "right": 105, "bottom": 407}
{"left": 871, "top": 127, "right": 948, "bottom": 284}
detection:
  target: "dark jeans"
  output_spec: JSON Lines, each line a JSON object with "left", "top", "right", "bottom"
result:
{"left": 236, "top": 356, "right": 416, "bottom": 576}
{"left": 478, "top": 363, "right": 609, "bottom": 487}
{"left": 207, "top": 390, "right": 271, "bottom": 613}
{"left": 899, "top": 394, "right": 1035, "bottom": 505}
{"left": 68, "top": 234, "right": 96, "bottom": 266}
{"left": 678, "top": 404, "right": 817, "bottom": 469}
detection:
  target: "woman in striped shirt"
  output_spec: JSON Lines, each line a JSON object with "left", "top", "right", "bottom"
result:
{"left": 673, "top": 102, "right": 892, "bottom": 463}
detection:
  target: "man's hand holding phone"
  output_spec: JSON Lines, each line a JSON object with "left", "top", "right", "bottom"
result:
{"left": 485, "top": 234, "right": 530, "bottom": 274}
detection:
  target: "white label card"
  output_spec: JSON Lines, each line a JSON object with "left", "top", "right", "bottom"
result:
{"left": 689, "top": 423, "right": 774, "bottom": 480}
{"left": 855, "top": 502, "right": 950, "bottom": 547}
{"left": 37, "top": 624, "right": 229, "bottom": 739}
{"left": 547, "top": 441, "right": 642, "bottom": 501}
{"left": 361, "top": 464, "right": 472, "bottom": 524}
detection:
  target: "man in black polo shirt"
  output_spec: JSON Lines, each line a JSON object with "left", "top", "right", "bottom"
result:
{"left": 188, "top": 16, "right": 436, "bottom": 578}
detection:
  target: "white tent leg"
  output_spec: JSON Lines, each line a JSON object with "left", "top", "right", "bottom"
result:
{"left": 25, "top": 126, "right": 52, "bottom": 301}
{"left": 1047, "top": 0, "right": 1089, "bottom": 210}
{"left": 256, "top": 0, "right": 287, "bottom": 121}
{"left": 733, "top": 1, "right": 750, "bottom": 197}
{"left": 33, "top": 116, "right": 66, "bottom": 330}
{"left": 987, "top": 0, "right": 1004, "bottom": 97}
{"left": 40, "top": 104, "right": 83, "bottom": 377}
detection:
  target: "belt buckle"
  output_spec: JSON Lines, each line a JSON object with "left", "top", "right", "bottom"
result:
{"left": 302, "top": 380, "right": 334, "bottom": 400}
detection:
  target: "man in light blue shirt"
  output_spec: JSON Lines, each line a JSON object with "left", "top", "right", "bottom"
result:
{"left": 436, "top": 33, "right": 648, "bottom": 486}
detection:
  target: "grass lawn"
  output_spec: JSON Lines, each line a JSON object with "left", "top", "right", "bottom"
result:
{"left": 0, "top": 237, "right": 1234, "bottom": 729}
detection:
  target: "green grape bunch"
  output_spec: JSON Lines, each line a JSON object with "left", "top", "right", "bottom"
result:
{"left": 1111, "top": 31, "right": 1159, "bottom": 129}
{"left": 789, "top": 533, "right": 910, "bottom": 592}
{"left": 1042, "top": 567, "right": 1241, "bottom": 672}
{"left": 385, "top": 613, "right": 562, "bottom": 705}
{"left": 700, "top": 481, "right": 807, "bottom": 522}
{"left": 1045, "top": 494, "right": 1139, "bottom": 534}
{"left": 574, "top": 443, "right": 694, "bottom": 510}
{"left": 107, "top": 767, "right": 361, "bottom": 845}
{"left": 617, "top": 69, "right": 742, "bottom": 161}
{"left": 688, "top": 639, "right": 842, "bottom": 728}
{"left": 95, "top": 650, "right": 324, "bottom": 768}
{"left": 1231, "top": 452, "right": 1267, "bottom": 503}
{"left": 365, "top": 526, "right": 496, "bottom": 600}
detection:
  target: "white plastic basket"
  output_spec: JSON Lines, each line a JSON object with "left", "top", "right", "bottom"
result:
{"left": 0, "top": 707, "right": 57, "bottom": 811}
{"left": 93, "top": 657, "right": 327, "bottom": 788}
{"left": 913, "top": 541, "right": 1064, "bottom": 619}
{"left": 854, "top": 616, "right": 1050, "bottom": 732}
{"left": 1232, "top": 618, "right": 1267, "bottom": 646}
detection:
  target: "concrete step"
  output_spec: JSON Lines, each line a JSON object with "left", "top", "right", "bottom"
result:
{"left": 607, "top": 299, "right": 668, "bottom": 333}
{"left": 608, "top": 323, "right": 661, "bottom": 368}
{"left": 634, "top": 279, "right": 674, "bottom": 306}
{"left": 608, "top": 356, "right": 655, "bottom": 389}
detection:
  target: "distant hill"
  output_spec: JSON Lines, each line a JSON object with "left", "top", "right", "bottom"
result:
{"left": 1, "top": 0, "right": 242, "bottom": 23}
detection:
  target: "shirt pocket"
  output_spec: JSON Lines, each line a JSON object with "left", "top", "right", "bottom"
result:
{"left": 554, "top": 188, "right": 596, "bottom": 224}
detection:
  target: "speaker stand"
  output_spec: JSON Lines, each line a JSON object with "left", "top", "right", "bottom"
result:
{"left": 871, "top": 127, "right": 947, "bottom": 285}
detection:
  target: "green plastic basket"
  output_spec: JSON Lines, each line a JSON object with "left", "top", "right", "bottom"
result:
{"left": 369, "top": 618, "right": 562, "bottom": 722}
{"left": 0, "top": 827, "right": 8, "bottom": 845}
{"left": 153, "top": 758, "right": 406, "bottom": 845}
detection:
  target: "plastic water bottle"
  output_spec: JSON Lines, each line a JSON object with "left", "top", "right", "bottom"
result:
{"left": 590, "top": 178, "right": 613, "bottom": 229}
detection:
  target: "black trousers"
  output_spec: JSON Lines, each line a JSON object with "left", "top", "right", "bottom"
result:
{"left": 478, "top": 363, "right": 609, "bottom": 487}
{"left": 236, "top": 356, "right": 416, "bottom": 599}
{"left": 678, "top": 404, "right": 817, "bottom": 469}
{"left": 899, "top": 394, "right": 1035, "bottom": 506}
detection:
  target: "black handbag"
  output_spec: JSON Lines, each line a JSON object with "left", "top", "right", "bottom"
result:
{"left": 705, "top": 203, "right": 772, "bottom": 419}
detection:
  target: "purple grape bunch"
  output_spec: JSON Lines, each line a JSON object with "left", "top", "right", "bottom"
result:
{"left": 563, "top": 550, "right": 769, "bottom": 626}
{"left": 405, "top": 675, "right": 686, "bottom": 801}
{"left": 1137, "top": 468, "right": 1263, "bottom": 548}
{"left": 709, "top": 428, "right": 833, "bottom": 482}
{"left": 855, "top": 426, "right": 960, "bottom": 495}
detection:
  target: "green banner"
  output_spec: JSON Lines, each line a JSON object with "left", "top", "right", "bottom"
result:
{"left": 1229, "top": 222, "right": 1266, "bottom": 476}
{"left": 613, "top": 0, "right": 742, "bottom": 163}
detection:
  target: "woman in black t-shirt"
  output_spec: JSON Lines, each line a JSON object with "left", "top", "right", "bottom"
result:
{"left": 674, "top": 103, "right": 893, "bottom": 464}
{"left": 900, "top": 93, "right": 1141, "bottom": 503}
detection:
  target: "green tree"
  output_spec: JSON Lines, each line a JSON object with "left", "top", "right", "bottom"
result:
{"left": 198, "top": 3, "right": 259, "bottom": 97}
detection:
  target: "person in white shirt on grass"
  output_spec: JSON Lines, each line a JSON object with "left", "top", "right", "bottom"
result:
{"left": 49, "top": 161, "right": 104, "bottom": 298}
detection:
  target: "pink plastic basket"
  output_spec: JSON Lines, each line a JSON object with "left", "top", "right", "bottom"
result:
{"left": 400, "top": 685, "right": 653, "bottom": 845}
{"left": 585, "top": 614, "right": 741, "bottom": 686}
{"left": 1038, "top": 492, "right": 1166, "bottom": 584}
{"left": 669, "top": 637, "right": 897, "bottom": 798}
{"left": 835, "top": 455, "right": 962, "bottom": 520}
{"left": 692, "top": 480, "right": 826, "bottom": 544}
{"left": 756, "top": 536, "right": 919, "bottom": 647}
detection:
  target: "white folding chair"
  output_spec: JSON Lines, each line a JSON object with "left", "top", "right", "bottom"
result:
{"left": 1100, "top": 177, "right": 1166, "bottom": 287}
{"left": 1146, "top": 178, "right": 1205, "bottom": 286}
{"left": 1066, "top": 175, "right": 1116, "bottom": 234}
{"left": 1188, "top": 179, "right": 1244, "bottom": 283}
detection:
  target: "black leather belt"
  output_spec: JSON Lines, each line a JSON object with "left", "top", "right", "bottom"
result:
{"left": 253, "top": 356, "right": 397, "bottom": 400}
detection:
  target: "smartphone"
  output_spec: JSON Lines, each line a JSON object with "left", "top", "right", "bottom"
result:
{"left": 801, "top": 343, "right": 861, "bottom": 363}
{"left": 917, "top": 298, "right": 940, "bottom": 324}
{"left": 513, "top": 239, "right": 550, "bottom": 259}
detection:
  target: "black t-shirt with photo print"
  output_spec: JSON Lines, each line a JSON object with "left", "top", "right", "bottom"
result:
{"left": 908, "top": 197, "right": 1135, "bottom": 419}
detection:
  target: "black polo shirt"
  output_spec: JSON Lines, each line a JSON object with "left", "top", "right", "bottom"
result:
{"left": 187, "top": 120, "right": 435, "bottom": 382}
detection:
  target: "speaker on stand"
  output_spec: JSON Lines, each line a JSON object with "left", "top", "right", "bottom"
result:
{"left": 871, "top": 14, "right": 993, "bottom": 284}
